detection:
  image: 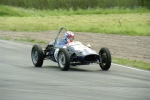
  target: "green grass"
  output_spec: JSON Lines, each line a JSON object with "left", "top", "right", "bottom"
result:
{"left": 0, "top": 5, "right": 149, "bottom": 36}
{"left": 0, "top": 36, "right": 11, "bottom": 40}
{"left": 1, "top": 0, "right": 149, "bottom": 10}
{"left": 0, "top": 5, "right": 150, "bottom": 17}
{"left": 0, "top": 36, "right": 46, "bottom": 44}
{"left": 112, "top": 57, "right": 150, "bottom": 70}
{"left": 0, "top": 13, "right": 150, "bottom": 36}
{"left": 15, "top": 38, "right": 46, "bottom": 44}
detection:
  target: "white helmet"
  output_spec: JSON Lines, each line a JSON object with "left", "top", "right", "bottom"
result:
{"left": 64, "top": 31, "right": 74, "bottom": 42}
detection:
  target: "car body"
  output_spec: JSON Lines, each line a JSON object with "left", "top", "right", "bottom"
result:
{"left": 31, "top": 26, "right": 111, "bottom": 71}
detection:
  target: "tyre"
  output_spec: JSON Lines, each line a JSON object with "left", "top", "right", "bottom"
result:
{"left": 58, "top": 48, "right": 70, "bottom": 71}
{"left": 99, "top": 47, "right": 111, "bottom": 70}
{"left": 31, "top": 45, "right": 44, "bottom": 67}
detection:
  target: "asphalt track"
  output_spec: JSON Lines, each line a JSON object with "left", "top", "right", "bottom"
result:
{"left": 0, "top": 40, "right": 150, "bottom": 100}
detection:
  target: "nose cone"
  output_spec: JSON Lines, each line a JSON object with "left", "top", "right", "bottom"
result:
{"left": 84, "top": 54, "right": 99, "bottom": 62}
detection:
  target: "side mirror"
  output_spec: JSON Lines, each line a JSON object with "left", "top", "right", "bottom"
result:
{"left": 87, "top": 44, "right": 91, "bottom": 48}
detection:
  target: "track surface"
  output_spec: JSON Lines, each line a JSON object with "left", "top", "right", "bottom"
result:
{"left": 0, "top": 40, "right": 150, "bottom": 100}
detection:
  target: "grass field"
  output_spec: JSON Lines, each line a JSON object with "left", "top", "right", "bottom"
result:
{"left": 0, "top": 13, "right": 150, "bottom": 36}
{"left": 0, "top": 5, "right": 150, "bottom": 36}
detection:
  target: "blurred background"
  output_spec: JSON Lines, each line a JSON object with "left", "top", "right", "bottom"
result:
{"left": 0, "top": 0, "right": 149, "bottom": 10}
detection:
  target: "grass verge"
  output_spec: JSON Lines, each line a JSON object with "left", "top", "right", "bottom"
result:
{"left": 0, "top": 36, "right": 11, "bottom": 40}
{"left": 0, "top": 36, "right": 46, "bottom": 44}
{"left": 15, "top": 38, "right": 46, "bottom": 44}
{"left": 112, "top": 57, "right": 150, "bottom": 70}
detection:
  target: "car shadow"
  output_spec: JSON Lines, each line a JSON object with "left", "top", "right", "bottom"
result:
{"left": 28, "top": 65, "right": 108, "bottom": 72}
{"left": 48, "top": 65, "right": 104, "bottom": 72}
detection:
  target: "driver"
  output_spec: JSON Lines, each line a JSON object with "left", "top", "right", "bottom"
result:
{"left": 48, "top": 31, "right": 74, "bottom": 48}
{"left": 64, "top": 31, "right": 74, "bottom": 45}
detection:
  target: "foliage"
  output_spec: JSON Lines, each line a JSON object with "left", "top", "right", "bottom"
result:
{"left": 0, "top": 5, "right": 149, "bottom": 17}
{"left": 0, "top": 0, "right": 150, "bottom": 10}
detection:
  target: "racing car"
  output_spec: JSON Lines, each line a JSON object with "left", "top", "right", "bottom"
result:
{"left": 31, "top": 26, "right": 111, "bottom": 71}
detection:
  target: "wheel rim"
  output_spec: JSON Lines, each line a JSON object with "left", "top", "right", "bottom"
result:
{"left": 58, "top": 52, "right": 66, "bottom": 68}
{"left": 32, "top": 48, "right": 38, "bottom": 64}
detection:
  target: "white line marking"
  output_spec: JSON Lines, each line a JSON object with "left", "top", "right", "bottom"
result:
{"left": 112, "top": 63, "right": 150, "bottom": 73}
{"left": 0, "top": 39, "right": 149, "bottom": 73}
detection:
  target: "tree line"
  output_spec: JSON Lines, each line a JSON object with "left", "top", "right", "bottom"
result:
{"left": 0, "top": 0, "right": 149, "bottom": 10}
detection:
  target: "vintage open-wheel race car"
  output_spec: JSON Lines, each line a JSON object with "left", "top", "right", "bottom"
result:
{"left": 31, "top": 26, "right": 111, "bottom": 71}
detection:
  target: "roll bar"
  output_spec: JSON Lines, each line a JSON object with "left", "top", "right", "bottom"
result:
{"left": 54, "top": 26, "right": 68, "bottom": 47}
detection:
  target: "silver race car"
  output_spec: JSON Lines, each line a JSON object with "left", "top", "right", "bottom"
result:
{"left": 31, "top": 26, "right": 111, "bottom": 71}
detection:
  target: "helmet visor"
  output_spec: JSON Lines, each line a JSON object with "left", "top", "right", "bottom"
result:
{"left": 67, "top": 36, "right": 74, "bottom": 40}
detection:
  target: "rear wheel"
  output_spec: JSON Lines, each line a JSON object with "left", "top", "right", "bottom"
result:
{"left": 31, "top": 45, "right": 44, "bottom": 67}
{"left": 99, "top": 47, "right": 111, "bottom": 70}
{"left": 58, "top": 48, "right": 70, "bottom": 71}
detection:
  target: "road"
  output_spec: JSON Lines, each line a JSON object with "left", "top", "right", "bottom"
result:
{"left": 0, "top": 40, "right": 150, "bottom": 100}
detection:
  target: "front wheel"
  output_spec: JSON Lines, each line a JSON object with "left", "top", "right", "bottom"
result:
{"left": 99, "top": 47, "right": 111, "bottom": 70}
{"left": 58, "top": 48, "right": 70, "bottom": 71}
{"left": 31, "top": 45, "right": 44, "bottom": 67}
